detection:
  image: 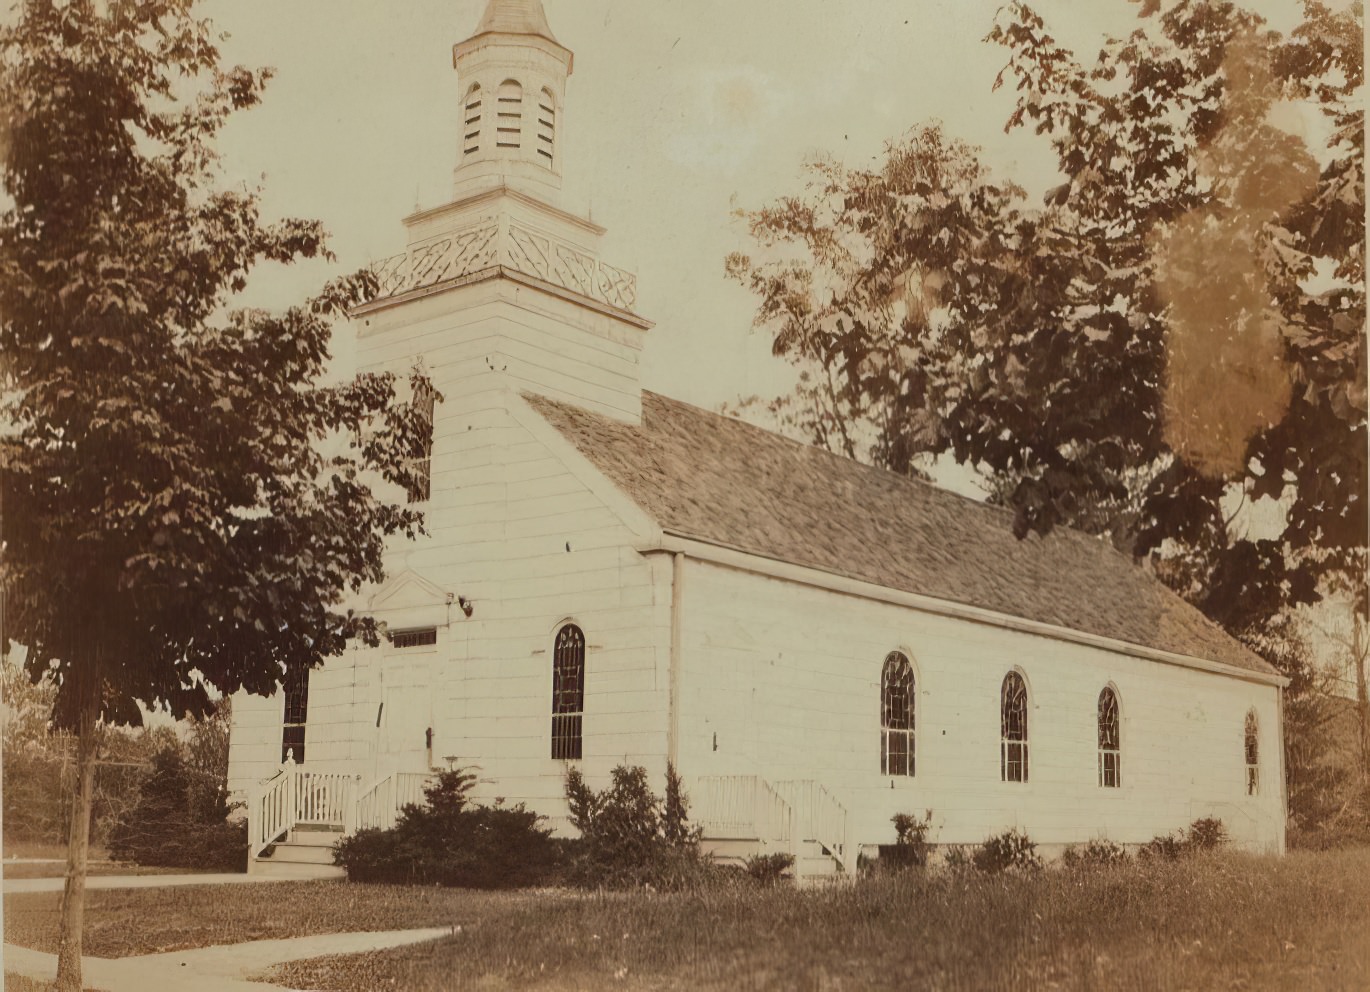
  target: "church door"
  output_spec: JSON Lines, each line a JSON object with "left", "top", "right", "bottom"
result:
{"left": 376, "top": 656, "right": 433, "bottom": 779}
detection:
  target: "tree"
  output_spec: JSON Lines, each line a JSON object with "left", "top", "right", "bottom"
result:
{"left": 728, "top": 1, "right": 1365, "bottom": 637}
{"left": 0, "top": 2, "right": 429, "bottom": 987}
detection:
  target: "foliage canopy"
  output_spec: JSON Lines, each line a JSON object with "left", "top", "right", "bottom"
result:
{"left": 728, "top": 0, "right": 1366, "bottom": 635}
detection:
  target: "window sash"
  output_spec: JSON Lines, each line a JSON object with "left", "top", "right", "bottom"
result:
{"left": 1001, "top": 740, "right": 1028, "bottom": 783}
{"left": 882, "top": 729, "right": 915, "bottom": 777}
{"left": 1099, "top": 748, "right": 1121, "bottom": 788}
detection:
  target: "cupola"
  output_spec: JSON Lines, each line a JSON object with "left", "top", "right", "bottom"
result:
{"left": 452, "top": 0, "right": 573, "bottom": 201}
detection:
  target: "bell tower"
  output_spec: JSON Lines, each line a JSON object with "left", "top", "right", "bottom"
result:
{"left": 353, "top": 0, "right": 649, "bottom": 427}
{"left": 452, "top": 0, "right": 573, "bottom": 201}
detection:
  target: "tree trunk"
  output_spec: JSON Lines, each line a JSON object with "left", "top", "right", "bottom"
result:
{"left": 1355, "top": 609, "right": 1369, "bottom": 791}
{"left": 54, "top": 689, "right": 99, "bottom": 992}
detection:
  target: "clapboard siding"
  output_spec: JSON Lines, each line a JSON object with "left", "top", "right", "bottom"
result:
{"left": 677, "top": 559, "right": 1284, "bottom": 852}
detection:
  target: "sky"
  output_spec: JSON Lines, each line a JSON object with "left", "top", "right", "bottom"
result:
{"left": 197, "top": 0, "right": 1329, "bottom": 412}
{"left": 185, "top": 0, "right": 1359, "bottom": 680}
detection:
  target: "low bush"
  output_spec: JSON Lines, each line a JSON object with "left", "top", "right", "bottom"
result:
{"left": 1186, "top": 816, "right": 1228, "bottom": 851}
{"left": 744, "top": 851, "right": 795, "bottom": 885}
{"left": 874, "top": 810, "right": 935, "bottom": 872}
{"left": 1061, "top": 838, "right": 1129, "bottom": 869}
{"left": 941, "top": 845, "right": 972, "bottom": 872}
{"left": 1140, "top": 817, "right": 1229, "bottom": 862}
{"left": 563, "top": 763, "right": 719, "bottom": 890}
{"left": 970, "top": 828, "right": 1042, "bottom": 874}
{"left": 333, "top": 769, "right": 562, "bottom": 888}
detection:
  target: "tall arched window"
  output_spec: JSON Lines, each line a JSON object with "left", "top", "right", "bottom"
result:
{"left": 496, "top": 79, "right": 523, "bottom": 148}
{"left": 1244, "top": 710, "right": 1259, "bottom": 796}
{"left": 281, "top": 668, "right": 309, "bottom": 764}
{"left": 880, "top": 651, "right": 916, "bottom": 776}
{"left": 463, "top": 83, "right": 482, "bottom": 155}
{"left": 536, "top": 88, "right": 555, "bottom": 165}
{"left": 551, "top": 624, "right": 584, "bottom": 760}
{"left": 1098, "top": 686, "right": 1120, "bottom": 788}
{"left": 1000, "top": 671, "right": 1029, "bottom": 782}
{"left": 405, "top": 370, "right": 436, "bottom": 504}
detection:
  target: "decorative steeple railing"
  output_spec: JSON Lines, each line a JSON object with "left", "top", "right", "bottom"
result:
{"left": 364, "top": 215, "right": 637, "bottom": 312}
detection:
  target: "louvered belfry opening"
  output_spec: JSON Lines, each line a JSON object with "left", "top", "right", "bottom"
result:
{"left": 551, "top": 624, "right": 584, "bottom": 760}
{"left": 536, "top": 87, "right": 555, "bottom": 165}
{"left": 496, "top": 79, "right": 523, "bottom": 148}
{"left": 1098, "top": 686, "right": 1120, "bottom": 788}
{"left": 464, "top": 83, "right": 483, "bottom": 155}
{"left": 880, "top": 651, "right": 916, "bottom": 776}
{"left": 1001, "top": 671, "right": 1028, "bottom": 782}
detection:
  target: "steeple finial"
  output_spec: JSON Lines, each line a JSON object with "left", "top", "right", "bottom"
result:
{"left": 474, "top": 0, "right": 559, "bottom": 44}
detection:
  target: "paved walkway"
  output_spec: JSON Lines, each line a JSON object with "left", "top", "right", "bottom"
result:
{"left": 4, "top": 927, "right": 452, "bottom": 991}
{"left": 4, "top": 871, "right": 325, "bottom": 894}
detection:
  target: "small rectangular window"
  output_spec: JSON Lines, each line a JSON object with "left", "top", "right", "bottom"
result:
{"left": 391, "top": 627, "right": 437, "bottom": 649}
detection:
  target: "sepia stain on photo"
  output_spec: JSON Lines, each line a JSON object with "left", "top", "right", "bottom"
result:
{"left": 1, "top": 1, "right": 1366, "bottom": 990}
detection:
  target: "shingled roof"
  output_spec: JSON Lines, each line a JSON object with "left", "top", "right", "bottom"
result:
{"left": 526, "top": 391, "right": 1273, "bottom": 677}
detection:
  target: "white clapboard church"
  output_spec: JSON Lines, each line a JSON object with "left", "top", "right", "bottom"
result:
{"left": 228, "top": 0, "right": 1288, "bottom": 878}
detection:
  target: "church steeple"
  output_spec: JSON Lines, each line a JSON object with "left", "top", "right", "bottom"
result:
{"left": 355, "top": 0, "right": 649, "bottom": 427}
{"left": 453, "top": 0, "right": 573, "bottom": 200}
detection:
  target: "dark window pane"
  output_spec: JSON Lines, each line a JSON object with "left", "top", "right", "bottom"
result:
{"left": 391, "top": 627, "right": 437, "bottom": 649}
{"left": 551, "top": 625, "right": 585, "bottom": 759}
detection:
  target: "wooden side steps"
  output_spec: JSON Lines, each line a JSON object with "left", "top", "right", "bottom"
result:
{"left": 249, "top": 823, "right": 345, "bottom": 879}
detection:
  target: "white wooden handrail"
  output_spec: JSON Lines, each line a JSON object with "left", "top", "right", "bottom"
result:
{"left": 690, "top": 775, "right": 796, "bottom": 862}
{"left": 355, "top": 771, "right": 437, "bottom": 832}
{"left": 248, "top": 759, "right": 360, "bottom": 860}
{"left": 775, "top": 779, "right": 849, "bottom": 870}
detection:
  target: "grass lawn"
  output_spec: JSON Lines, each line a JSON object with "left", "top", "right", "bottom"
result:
{"left": 3, "top": 975, "right": 105, "bottom": 992}
{"left": 1, "top": 842, "right": 110, "bottom": 861}
{"left": 1, "top": 860, "right": 227, "bottom": 880}
{"left": 5, "top": 850, "right": 1370, "bottom": 990}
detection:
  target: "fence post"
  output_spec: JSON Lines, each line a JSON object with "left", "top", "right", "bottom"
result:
{"left": 246, "top": 784, "right": 259, "bottom": 865}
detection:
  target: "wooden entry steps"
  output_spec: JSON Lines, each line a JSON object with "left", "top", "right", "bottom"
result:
{"left": 250, "top": 823, "right": 345, "bottom": 879}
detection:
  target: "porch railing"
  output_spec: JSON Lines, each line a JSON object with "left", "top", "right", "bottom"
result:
{"left": 689, "top": 775, "right": 797, "bottom": 858}
{"left": 248, "top": 760, "right": 358, "bottom": 860}
{"left": 774, "top": 779, "right": 852, "bottom": 872}
{"left": 355, "top": 772, "right": 436, "bottom": 832}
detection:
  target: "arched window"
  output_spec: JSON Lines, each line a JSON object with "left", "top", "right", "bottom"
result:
{"left": 281, "top": 668, "right": 309, "bottom": 764}
{"left": 405, "top": 370, "right": 436, "bottom": 504}
{"left": 551, "top": 624, "right": 584, "bottom": 760}
{"left": 1244, "top": 710, "right": 1259, "bottom": 796}
{"left": 1098, "top": 686, "right": 1120, "bottom": 788}
{"left": 536, "top": 88, "right": 555, "bottom": 166}
{"left": 1000, "top": 671, "right": 1028, "bottom": 783}
{"left": 496, "top": 79, "right": 523, "bottom": 148}
{"left": 463, "top": 83, "right": 482, "bottom": 155}
{"left": 880, "top": 651, "right": 916, "bottom": 776}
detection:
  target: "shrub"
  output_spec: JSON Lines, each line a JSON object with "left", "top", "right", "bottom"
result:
{"left": 744, "top": 851, "right": 795, "bottom": 885}
{"left": 941, "top": 845, "right": 972, "bottom": 872}
{"left": 1061, "top": 838, "right": 1129, "bottom": 869}
{"left": 1140, "top": 817, "right": 1229, "bottom": 862}
{"left": 1186, "top": 817, "right": 1228, "bottom": 851}
{"left": 875, "top": 810, "right": 935, "bottom": 872}
{"left": 563, "top": 763, "right": 717, "bottom": 890}
{"left": 1140, "top": 831, "right": 1187, "bottom": 862}
{"left": 333, "top": 768, "right": 562, "bottom": 889}
{"left": 108, "top": 745, "right": 246, "bottom": 872}
{"left": 970, "top": 828, "right": 1042, "bottom": 874}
